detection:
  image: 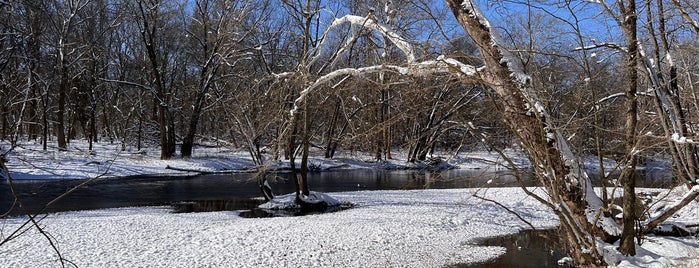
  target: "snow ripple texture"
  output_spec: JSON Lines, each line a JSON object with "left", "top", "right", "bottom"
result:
{"left": 0, "top": 188, "right": 557, "bottom": 267}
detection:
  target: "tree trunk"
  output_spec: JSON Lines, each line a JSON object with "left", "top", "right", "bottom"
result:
{"left": 445, "top": 1, "right": 617, "bottom": 265}
{"left": 618, "top": 0, "right": 639, "bottom": 256}
{"left": 56, "top": 68, "right": 68, "bottom": 151}
{"left": 181, "top": 109, "right": 201, "bottom": 159}
{"left": 382, "top": 88, "right": 392, "bottom": 160}
{"left": 89, "top": 104, "right": 96, "bottom": 151}
{"left": 160, "top": 105, "right": 176, "bottom": 159}
{"left": 659, "top": 0, "right": 699, "bottom": 185}
{"left": 1, "top": 104, "right": 5, "bottom": 140}
{"left": 324, "top": 100, "right": 341, "bottom": 159}
{"left": 300, "top": 99, "right": 310, "bottom": 196}
{"left": 137, "top": 114, "right": 143, "bottom": 151}
{"left": 288, "top": 123, "right": 301, "bottom": 199}
{"left": 138, "top": 0, "right": 176, "bottom": 160}
{"left": 42, "top": 92, "right": 48, "bottom": 151}
{"left": 26, "top": 5, "right": 41, "bottom": 142}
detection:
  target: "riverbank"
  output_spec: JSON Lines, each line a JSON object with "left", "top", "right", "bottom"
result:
{"left": 2, "top": 140, "right": 698, "bottom": 267}
{"left": 0, "top": 188, "right": 558, "bottom": 267}
{"left": 2, "top": 187, "right": 698, "bottom": 267}
{"left": 2, "top": 139, "right": 538, "bottom": 180}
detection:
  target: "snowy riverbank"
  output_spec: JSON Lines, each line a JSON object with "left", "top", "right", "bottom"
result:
{"left": 2, "top": 139, "right": 536, "bottom": 180}
{"left": 1, "top": 188, "right": 558, "bottom": 267}
{"left": 2, "top": 140, "right": 698, "bottom": 267}
{"left": 2, "top": 187, "right": 697, "bottom": 267}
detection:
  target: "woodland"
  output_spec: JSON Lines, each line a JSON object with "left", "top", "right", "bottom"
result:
{"left": 2, "top": 0, "right": 699, "bottom": 266}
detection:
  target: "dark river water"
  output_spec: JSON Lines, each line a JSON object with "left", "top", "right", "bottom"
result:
{"left": 2, "top": 169, "right": 529, "bottom": 216}
{"left": 0, "top": 167, "right": 673, "bottom": 216}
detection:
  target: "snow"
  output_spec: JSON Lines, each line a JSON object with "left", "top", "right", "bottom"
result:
{"left": 671, "top": 133, "right": 693, "bottom": 144}
{"left": 1, "top": 140, "right": 531, "bottom": 180}
{"left": 2, "top": 140, "right": 257, "bottom": 180}
{"left": 601, "top": 236, "right": 699, "bottom": 267}
{"left": 1, "top": 188, "right": 557, "bottom": 267}
{"left": 259, "top": 191, "right": 341, "bottom": 210}
{"left": 645, "top": 185, "right": 699, "bottom": 225}
{"left": 2, "top": 140, "right": 698, "bottom": 267}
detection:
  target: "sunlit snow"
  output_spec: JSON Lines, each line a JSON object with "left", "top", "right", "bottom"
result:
{"left": 1, "top": 188, "right": 557, "bottom": 267}
{"left": 1, "top": 140, "right": 698, "bottom": 267}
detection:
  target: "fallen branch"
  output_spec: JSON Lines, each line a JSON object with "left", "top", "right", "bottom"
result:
{"left": 642, "top": 185, "right": 699, "bottom": 234}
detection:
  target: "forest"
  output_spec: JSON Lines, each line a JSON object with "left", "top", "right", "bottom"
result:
{"left": 0, "top": 0, "right": 696, "bottom": 165}
{"left": 2, "top": 0, "right": 699, "bottom": 266}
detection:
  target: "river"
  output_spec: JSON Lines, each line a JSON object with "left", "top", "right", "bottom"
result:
{"left": 1, "top": 167, "right": 673, "bottom": 216}
{"left": 1, "top": 168, "right": 674, "bottom": 267}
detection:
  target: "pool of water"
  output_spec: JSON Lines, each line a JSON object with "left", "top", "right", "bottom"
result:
{"left": 459, "top": 229, "right": 568, "bottom": 268}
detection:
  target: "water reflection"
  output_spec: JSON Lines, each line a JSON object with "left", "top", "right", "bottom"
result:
{"left": 171, "top": 198, "right": 264, "bottom": 213}
{"left": 459, "top": 229, "right": 568, "bottom": 268}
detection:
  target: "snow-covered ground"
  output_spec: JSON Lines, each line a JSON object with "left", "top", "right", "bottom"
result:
{"left": 608, "top": 186, "right": 699, "bottom": 267}
{"left": 1, "top": 139, "right": 531, "bottom": 180}
{"left": 1, "top": 188, "right": 558, "bottom": 267}
{"left": 2, "top": 140, "right": 699, "bottom": 267}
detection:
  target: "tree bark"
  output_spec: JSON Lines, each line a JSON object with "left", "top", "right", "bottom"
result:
{"left": 618, "top": 0, "right": 639, "bottom": 256}
{"left": 181, "top": 99, "right": 203, "bottom": 159}
{"left": 300, "top": 98, "right": 311, "bottom": 196}
{"left": 324, "top": 99, "right": 341, "bottom": 158}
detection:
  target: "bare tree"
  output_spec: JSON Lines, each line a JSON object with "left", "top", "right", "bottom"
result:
{"left": 45, "top": 0, "right": 92, "bottom": 150}
{"left": 130, "top": 0, "right": 183, "bottom": 159}
{"left": 445, "top": 0, "right": 618, "bottom": 264}
{"left": 180, "top": 0, "right": 262, "bottom": 158}
{"left": 443, "top": 0, "right": 699, "bottom": 264}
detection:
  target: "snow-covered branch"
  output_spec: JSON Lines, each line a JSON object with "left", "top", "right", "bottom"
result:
{"left": 642, "top": 185, "right": 699, "bottom": 233}
{"left": 457, "top": 1, "right": 530, "bottom": 86}
{"left": 331, "top": 15, "right": 415, "bottom": 62}
{"left": 573, "top": 42, "right": 628, "bottom": 53}
{"left": 289, "top": 58, "right": 479, "bottom": 117}
{"left": 308, "top": 14, "right": 416, "bottom": 69}
{"left": 638, "top": 45, "right": 680, "bottom": 133}
{"left": 594, "top": 87, "right": 655, "bottom": 106}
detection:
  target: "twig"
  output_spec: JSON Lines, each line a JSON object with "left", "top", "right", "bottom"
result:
{"left": 472, "top": 192, "right": 538, "bottom": 231}
{"left": 1, "top": 146, "right": 122, "bottom": 267}
{"left": 1, "top": 154, "right": 68, "bottom": 267}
